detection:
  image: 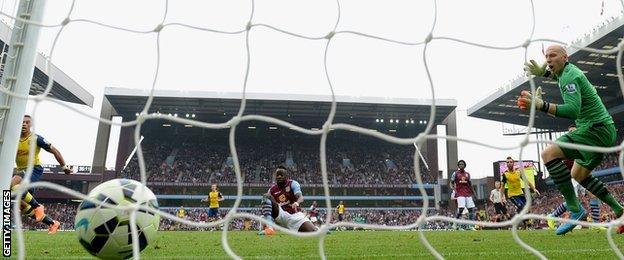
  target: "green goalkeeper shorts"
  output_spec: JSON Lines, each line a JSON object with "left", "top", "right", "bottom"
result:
{"left": 557, "top": 122, "right": 616, "bottom": 170}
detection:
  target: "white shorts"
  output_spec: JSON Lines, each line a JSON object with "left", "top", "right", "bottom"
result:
{"left": 310, "top": 216, "right": 318, "bottom": 222}
{"left": 456, "top": 196, "right": 475, "bottom": 209}
{"left": 275, "top": 207, "right": 308, "bottom": 231}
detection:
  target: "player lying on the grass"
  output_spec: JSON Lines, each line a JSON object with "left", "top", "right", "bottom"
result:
{"left": 13, "top": 115, "right": 66, "bottom": 234}
{"left": 264, "top": 166, "right": 317, "bottom": 232}
{"left": 308, "top": 201, "right": 321, "bottom": 227}
{"left": 257, "top": 197, "right": 276, "bottom": 235}
{"left": 521, "top": 44, "right": 623, "bottom": 235}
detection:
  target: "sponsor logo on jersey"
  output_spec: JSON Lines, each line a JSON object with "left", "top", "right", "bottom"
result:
{"left": 565, "top": 83, "right": 577, "bottom": 93}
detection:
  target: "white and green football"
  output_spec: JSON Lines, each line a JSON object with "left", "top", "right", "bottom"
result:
{"left": 75, "top": 179, "right": 160, "bottom": 259}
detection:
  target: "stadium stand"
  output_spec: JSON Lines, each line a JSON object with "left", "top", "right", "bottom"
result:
{"left": 119, "top": 133, "right": 434, "bottom": 185}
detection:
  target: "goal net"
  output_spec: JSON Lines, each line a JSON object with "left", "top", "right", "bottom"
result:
{"left": 0, "top": 0, "right": 623, "bottom": 259}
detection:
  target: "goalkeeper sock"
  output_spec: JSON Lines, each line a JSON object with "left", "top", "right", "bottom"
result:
{"left": 551, "top": 203, "right": 567, "bottom": 217}
{"left": 589, "top": 198, "right": 601, "bottom": 222}
{"left": 545, "top": 159, "right": 580, "bottom": 213}
{"left": 580, "top": 176, "right": 623, "bottom": 217}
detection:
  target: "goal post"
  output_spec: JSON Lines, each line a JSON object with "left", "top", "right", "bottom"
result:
{"left": 0, "top": 0, "right": 46, "bottom": 192}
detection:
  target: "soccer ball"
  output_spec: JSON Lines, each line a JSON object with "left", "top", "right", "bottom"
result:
{"left": 75, "top": 179, "right": 160, "bottom": 259}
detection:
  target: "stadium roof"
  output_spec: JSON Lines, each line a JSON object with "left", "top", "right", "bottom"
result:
{"left": 0, "top": 22, "right": 93, "bottom": 107}
{"left": 104, "top": 87, "right": 457, "bottom": 128}
{"left": 467, "top": 15, "right": 624, "bottom": 132}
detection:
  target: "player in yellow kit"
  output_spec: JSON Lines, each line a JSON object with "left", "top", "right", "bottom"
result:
{"left": 13, "top": 115, "right": 68, "bottom": 234}
{"left": 336, "top": 201, "right": 346, "bottom": 230}
{"left": 202, "top": 184, "right": 224, "bottom": 222}
{"left": 500, "top": 157, "right": 539, "bottom": 228}
{"left": 175, "top": 206, "right": 187, "bottom": 230}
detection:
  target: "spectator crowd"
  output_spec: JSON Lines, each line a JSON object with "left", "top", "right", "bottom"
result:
{"left": 25, "top": 180, "right": 624, "bottom": 232}
{"left": 120, "top": 136, "right": 436, "bottom": 186}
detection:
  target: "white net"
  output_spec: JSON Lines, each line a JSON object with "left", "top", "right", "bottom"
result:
{"left": 0, "top": 0, "right": 623, "bottom": 259}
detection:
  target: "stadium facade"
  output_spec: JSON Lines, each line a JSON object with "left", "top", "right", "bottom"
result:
{"left": 73, "top": 87, "right": 458, "bottom": 210}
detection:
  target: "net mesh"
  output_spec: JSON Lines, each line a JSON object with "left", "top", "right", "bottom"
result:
{"left": 0, "top": 0, "right": 623, "bottom": 259}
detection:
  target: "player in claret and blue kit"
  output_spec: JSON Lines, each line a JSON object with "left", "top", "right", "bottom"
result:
{"left": 264, "top": 166, "right": 317, "bottom": 232}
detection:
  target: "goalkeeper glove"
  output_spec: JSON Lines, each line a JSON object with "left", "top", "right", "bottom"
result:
{"left": 517, "top": 86, "right": 550, "bottom": 112}
{"left": 524, "top": 60, "right": 550, "bottom": 77}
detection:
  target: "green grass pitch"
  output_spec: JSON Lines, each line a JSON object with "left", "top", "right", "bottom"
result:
{"left": 9, "top": 229, "right": 624, "bottom": 259}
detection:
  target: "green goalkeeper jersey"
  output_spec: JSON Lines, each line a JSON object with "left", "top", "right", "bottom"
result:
{"left": 555, "top": 63, "right": 613, "bottom": 127}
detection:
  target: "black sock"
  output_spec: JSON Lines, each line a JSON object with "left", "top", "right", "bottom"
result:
{"left": 545, "top": 159, "right": 580, "bottom": 212}
{"left": 580, "top": 176, "right": 623, "bottom": 216}
{"left": 42, "top": 215, "right": 54, "bottom": 225}
{"left": 456, "top": 208, "right": 465, "bottom": 219}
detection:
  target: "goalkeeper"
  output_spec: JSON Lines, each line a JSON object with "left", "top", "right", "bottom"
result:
{"left": 520, "top": 44, "right": 622, "bottom": 235}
